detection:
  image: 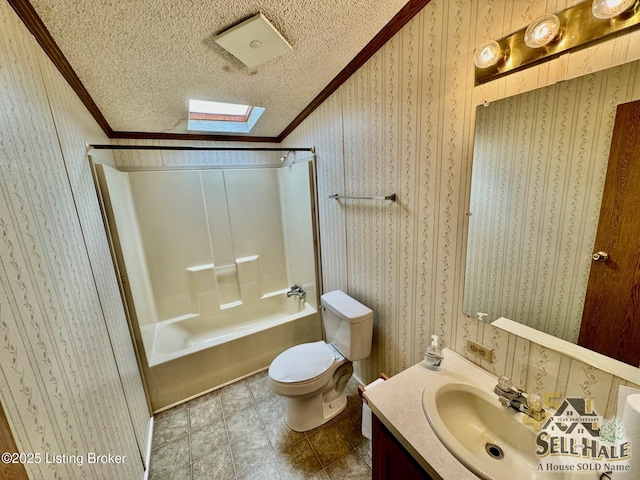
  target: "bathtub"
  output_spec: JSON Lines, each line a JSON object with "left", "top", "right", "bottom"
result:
{"left": 142, "top": 292, "right": 321, "bottom": 408}
{"left": 144, "top": 292, "right": 317, "bottom": 367}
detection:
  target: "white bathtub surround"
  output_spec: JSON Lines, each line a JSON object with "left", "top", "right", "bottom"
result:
{"left": 214, "top": 264, "right": 242, "bottom": 308}
{"left": 96, "top": 159, "right": 321, "bottom": 409}
{"left": 236, "top": 255, "right": 262, "bottom": 299}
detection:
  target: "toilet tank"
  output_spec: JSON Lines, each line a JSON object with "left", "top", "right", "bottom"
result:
{"left": 321, "top": 290, "right": 373, "bottom": 361}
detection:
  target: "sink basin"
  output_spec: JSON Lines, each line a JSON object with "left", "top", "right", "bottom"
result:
{"left": 423, "top": 380, "right": 541, "bottom": 480}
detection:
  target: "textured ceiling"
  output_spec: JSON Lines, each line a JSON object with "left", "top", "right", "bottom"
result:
{"left": 29, "top": 0, "right": 409, "bottom": 137}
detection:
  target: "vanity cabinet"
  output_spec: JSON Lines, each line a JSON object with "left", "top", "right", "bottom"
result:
{"left": 372, "top": 414, "right": 434, "bottom": 480}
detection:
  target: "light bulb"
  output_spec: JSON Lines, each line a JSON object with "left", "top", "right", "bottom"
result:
{"left": 592, "top": 0, "right": 636, "bottom": 18}
{"left": 524, "top": 14, "right": 561, "bottom": 48}
{"left": 473, "top": 40, "right": 503, "bottom": 69}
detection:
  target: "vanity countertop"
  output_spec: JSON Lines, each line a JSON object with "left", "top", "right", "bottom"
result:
{"left": 363, "top": 348, "right": 491, "bottom": 480}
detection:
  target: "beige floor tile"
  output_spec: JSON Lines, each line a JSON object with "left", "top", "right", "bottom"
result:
{"left": 246, "top": 369, "right": 280, "bottom": 403}
{"left": 156, "top": 463, "right": 192, "bottom": 480}
{"left": 220, "top": 378, "right": 249, "bottom": 396}
{"left": 308, "top": 471, "right": 330, "bottom": 480}
{"left": 153, "top": 404, "right": 189, "bottom": 449}
{"left": 155, "top": 402, "right": 188, "bottom": 424}
{"left": 221, "top": 382, "right": 255, "bottom": 416}
{"left": 304, "top": 419, "right": 335, "bottom": 436}
{"left": 187, "top": 389, "right": 219, "bottom": 408}
{"left": 190, "top": 418, "right": 228, "bottom": 461}
{"left": 344, "top": 391, "right": 362, "bottom": 413}
{"left": 325, "top": 451, "right": 371, "bottom": 480}
{"left": 236, "top": 456, "right": 282, "bottom": 480}
{"left": 336, "top": 408, "right": 367, "bottom": 448}
{"left": 230, "top": 426, "right": 274, "bottom": 476}
{"left": 225, "top": 405, "right": 262, "bottom": 441}
{"left": 307, "top": 423, "right": 352, "bottom": 467}
{"left": 274, "top": 438, "right": 323, "bottom": 480}
{"left": 356, "top": 440, "right": 372, "bottom": 469}
{"left": 149, "top": 435, "right": 190, "bottom": 479}
{"left": 264, "top": 416, "right": 306, "bottom": 451}
{"left": 256, "top": 395, "right": 287, "bottom": 426}
{"left": 188, "top": 392, "right": 223, "bottom": 431}
{"left": 192, "top": 444, "right": 235, "bottom": 480}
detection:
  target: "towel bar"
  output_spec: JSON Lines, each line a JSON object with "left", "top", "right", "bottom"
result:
{"left": 329, "top": 193, "right": 396, "bottom": 202}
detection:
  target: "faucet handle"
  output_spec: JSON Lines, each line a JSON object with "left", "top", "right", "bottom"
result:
{"left": 497, "top": 375, "right": 512, "bottom": 391}
{"left": 527, "top": 392, "right": 543, "bottom": 413}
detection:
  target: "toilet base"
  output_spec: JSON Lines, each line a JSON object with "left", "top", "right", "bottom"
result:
{"left": 284, "top": 362, "right": 354, "bottom": 432}
{"left": 285, "top": 391, "right": 347, "bottom": 432}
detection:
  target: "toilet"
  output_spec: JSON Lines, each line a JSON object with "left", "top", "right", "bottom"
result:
{"left": 268, "top": 290, "right": 373, "bottom": 432}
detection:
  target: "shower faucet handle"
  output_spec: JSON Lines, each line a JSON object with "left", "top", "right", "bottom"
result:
{"left": 287, "top": 285, "right": 306, "bottom": 300}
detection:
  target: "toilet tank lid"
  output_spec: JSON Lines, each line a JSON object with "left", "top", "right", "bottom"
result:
{"left": 320, "top": 290, "right": 373, "bottom": 323}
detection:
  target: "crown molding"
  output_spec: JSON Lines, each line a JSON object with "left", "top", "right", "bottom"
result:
{"left": 110, "top": 131, "right": 279, "bottom": 143}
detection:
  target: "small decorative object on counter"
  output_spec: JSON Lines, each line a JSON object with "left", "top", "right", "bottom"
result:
{"left": 424, "top": 335, "right": 444, "bottom": 371}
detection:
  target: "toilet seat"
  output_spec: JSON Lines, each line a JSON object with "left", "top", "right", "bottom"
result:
{"left": 269, "top": 341, "right": 340, "bottom": 384}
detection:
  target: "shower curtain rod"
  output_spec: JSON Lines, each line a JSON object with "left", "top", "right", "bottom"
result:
{"left": 88, "top": 145, "right": 314, "bottom": 152}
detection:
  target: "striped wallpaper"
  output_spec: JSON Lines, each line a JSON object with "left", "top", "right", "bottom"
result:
{"left": 0, "top": 2, "right": 149, "bottom": 478}
{"left": 284, "top": 0, "right": 640, "bottom": 413}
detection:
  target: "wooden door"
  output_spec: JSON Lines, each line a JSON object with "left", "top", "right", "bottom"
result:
{"left": 578, "top": 99, "right": 640, "bottom": 367}
{"left": 0, "top": 404, "right": 28, "bottom": 480}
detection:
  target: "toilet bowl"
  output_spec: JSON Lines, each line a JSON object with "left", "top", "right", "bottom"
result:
{"left": 268, "top": 290, "right": 373, "bottom": 432}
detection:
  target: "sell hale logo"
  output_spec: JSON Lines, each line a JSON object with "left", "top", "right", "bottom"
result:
{"left": 535, "top": 397, "right": 632, "bottom": 474}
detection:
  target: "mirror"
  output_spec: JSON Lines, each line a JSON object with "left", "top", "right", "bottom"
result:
{"left": 464, "top": 59, "right": 640, "bottom": 363}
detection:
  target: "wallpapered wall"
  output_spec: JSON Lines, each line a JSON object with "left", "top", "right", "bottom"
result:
{"left": 283, "top": 0, "right": 640, "bottom": 414}
{"left": 0, "top": 2, "right": 149, "bottom": 478}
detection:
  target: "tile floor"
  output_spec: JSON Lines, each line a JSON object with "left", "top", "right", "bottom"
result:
{"left": 149, "top": 370, "right": 372, "bottom": 480}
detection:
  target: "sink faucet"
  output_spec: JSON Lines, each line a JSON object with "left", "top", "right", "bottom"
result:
{"left": 287, "top": 285, "right": 306, "bottom": 301}
{"left": 494, "top": 376, "right": 545, "bottom": 422}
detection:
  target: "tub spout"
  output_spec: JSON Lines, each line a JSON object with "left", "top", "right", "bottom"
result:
{"left": 287, "top": 285, "right": 306, "bottom": 301}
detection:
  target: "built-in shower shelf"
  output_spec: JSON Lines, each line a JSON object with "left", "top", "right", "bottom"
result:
{"left": 187, "top": 262, "right": 247, "bottom": 272}
{"left": 236, "top": 255, "right": 259, "bottom": 263}
{"left": 261, "top": 288, "right": 290, "bottom": 300}
{"left": 186, "top": 263, "right": 215, "bottom": 272}
{"left": 220, "top": 300, "right": 243, "bottom": 310}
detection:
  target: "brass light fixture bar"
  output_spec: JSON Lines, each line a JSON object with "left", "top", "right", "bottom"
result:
{"left": 474, "top": 0, "right": 640, "bottom": 85}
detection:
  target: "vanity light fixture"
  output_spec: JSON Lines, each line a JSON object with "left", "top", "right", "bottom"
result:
{"left": 592, "top": 0, "right": 637, "bottom": 19}
{"left": 524, "top": 14, "right": 562, "bottom": 48}
{"left": 473, "top": 40, "right": 505, "bottom": 69}
{"left": 473, "top": 0, "right": 640, "bottom": 85}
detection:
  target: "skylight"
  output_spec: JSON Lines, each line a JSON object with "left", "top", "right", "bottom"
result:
{"left": 188, "top": 99, "right": 265, "bottom": 133}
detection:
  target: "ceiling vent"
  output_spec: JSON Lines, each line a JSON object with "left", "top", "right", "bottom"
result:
{"left": 214, "top": 13, "right": 293, "bottom": 69}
